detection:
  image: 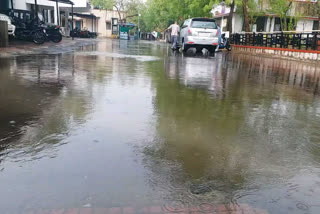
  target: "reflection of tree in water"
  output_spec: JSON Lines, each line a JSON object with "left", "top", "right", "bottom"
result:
{"left": 0, "top": 53, "right": 108, "bottom": 163}
{"left": 141, "top": 54, "right": 320, "bottom": 207}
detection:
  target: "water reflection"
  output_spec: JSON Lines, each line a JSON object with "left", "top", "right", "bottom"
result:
{"left": 142, "top": 53, "right": 320, "bottom": 213}
{"left": 1, "top": 41, "right": 320, "bottom": 214}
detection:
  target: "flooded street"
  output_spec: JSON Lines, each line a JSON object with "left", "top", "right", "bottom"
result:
{"left": 1, "top": 40, "right": 320, "bottom": 214}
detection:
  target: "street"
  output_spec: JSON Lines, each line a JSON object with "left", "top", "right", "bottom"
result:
{"left": 1, "top": 39, "right": 320, "bottom": 214}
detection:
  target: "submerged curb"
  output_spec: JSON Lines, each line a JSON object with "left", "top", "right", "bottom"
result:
{"left": 17, "top": 204, "right": 269, "bottom": 214}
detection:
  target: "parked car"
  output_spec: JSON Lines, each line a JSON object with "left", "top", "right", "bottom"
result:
{"left": 179, "top": 18, "right": 219, "bottom": 55}
{"left": 0, "top": 13, "right": 16, "bottom": 36}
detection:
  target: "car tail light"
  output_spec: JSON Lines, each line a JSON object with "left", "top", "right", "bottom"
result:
{"left": 188, "top": 28, "right": 192, "bottom": 36}
{"left": 216, "top": 30, "right": 219, "bottom": 36}
{"left": 56, "top": 26, "right": 60, "bottom": 28}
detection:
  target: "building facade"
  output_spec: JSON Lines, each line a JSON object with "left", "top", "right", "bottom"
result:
{"left": 212, "top": 0, "right": 320, "bottom": 33}
{"left": 92, "top": 9, "right": 127, "bottom": 37}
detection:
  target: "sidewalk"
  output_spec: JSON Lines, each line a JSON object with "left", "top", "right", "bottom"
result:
{"left": 0, "top": 37, "right": 98, "bottom": 57}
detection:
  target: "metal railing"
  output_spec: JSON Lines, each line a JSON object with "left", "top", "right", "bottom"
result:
{"left": 230, "top": 31, "right": 320, "bottom": 51}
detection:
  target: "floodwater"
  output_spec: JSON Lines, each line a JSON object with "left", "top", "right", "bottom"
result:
{"left": 1, "top": 40, "right": 320, "bottom": 214}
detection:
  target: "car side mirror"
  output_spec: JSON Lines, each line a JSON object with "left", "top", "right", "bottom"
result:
{"left": 182, "top": 25, "right": 188, "bottom": 29}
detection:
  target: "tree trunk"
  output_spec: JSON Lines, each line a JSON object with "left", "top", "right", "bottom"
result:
{"left": 242, "top": 0, "right": 250, "bottom": 32}
{"left": 227, "top": 0, "right": 235, "bottom": 33}
{"left": 114, "top": 5, "right": 122, "bottom": 22}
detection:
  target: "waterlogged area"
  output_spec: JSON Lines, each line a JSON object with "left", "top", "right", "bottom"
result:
{"left": 1, "top": 40, "right": 320, "bottom": 214}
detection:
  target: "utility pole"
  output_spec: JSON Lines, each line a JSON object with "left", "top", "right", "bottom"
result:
{"left": 71, "top": 4, "right": 74, "bottom": 40}
{"left": 35, "top": 0, "right": 39, "bottom": 22}
{"left": 138, "top": 13, "right": 141, "bottom": 39}
{"left": 56, "top": 0, "right": 59, "bottom": 25}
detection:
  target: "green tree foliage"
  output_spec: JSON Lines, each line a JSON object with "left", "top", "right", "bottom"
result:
{"left": 91, "top": 0, "right": 144, "bottom": 22}
{"left": 90, "top": 0, "right": 113, "bottom": 9}
{"left": 268, "top": 0, "right": 293, "bottom": 31}
{"left": 141, "top": 0, "right": 216, "bottom": 32}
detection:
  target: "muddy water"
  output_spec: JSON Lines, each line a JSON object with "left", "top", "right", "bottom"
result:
{"left": 1, "top": 40, "right": 320, "bottom": 214}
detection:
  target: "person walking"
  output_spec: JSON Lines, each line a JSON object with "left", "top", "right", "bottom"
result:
{"left": 167, "top": 21, "right": 180, "bottom": 50}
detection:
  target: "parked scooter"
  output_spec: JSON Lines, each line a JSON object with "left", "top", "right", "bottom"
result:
{"left": 13, "top": 18, "right": 47, "bottom": 44}
{"left": 70, "top": 27, "right": 97, "bottom": 38}
{"left": 219, "top": 33, "right": 231, "bottom": 51}
{"left": 44, "top": 24, "right": 63, "bottom": 43}
{"left": 70, "top": 27, "right": 80, "bottom": 37}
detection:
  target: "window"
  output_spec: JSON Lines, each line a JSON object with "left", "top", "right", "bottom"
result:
{"left": 191, "top": 20, "right": 217, "bottom": 29}
{"left": 112, "top": 18, "right": 118, "bottom": 25}
{"left": 313, "top": 21, "right": 319, "bottom": 30}
{"left": 112, "top": 18, "right": 119, "bottom": 35}
{"left": 50, "top": 10, "right": 54, "bottom": 23}
{"left": 43, "top": 9, "right": 48, "bottom": 23}
{"left": 274, "top": 18, "right": 281, "bottom": 31}
{"left": 106, "top": 21, "right": 111, "bottom": 30}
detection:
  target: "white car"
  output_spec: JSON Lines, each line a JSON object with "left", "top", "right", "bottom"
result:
{"left": 179, "top": 18, "right": 219, "bottom": 55}
{"left": 0, "top": 13, "right": 16, "bottom": 36}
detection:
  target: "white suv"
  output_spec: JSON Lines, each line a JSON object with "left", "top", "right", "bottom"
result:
{"left": 180, "top": 18, "right": 219, "bottom": 54}
{"left": 0, "top": 13, "right": 16, "bottom": 36}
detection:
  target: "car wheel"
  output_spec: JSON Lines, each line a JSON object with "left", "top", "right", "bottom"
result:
{"left": 196, "top": 47, "right": 202, "bottom": 53}
{"left": 182, "top": 42, "right": 189, "bottom": 53}
{"left": 209, "top": 47, "right": 216, "bottom": 57}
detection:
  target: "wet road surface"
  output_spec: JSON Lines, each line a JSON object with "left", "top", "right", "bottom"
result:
{"left": 1, "top": 40, "right": 320, "bottom": 214}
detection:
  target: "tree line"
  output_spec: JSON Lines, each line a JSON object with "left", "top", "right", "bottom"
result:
{"left": 90, "top": 0, "right": 320, "bottom": 33}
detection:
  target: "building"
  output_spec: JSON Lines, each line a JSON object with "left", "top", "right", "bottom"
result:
{"left": 211, "top": 2, "right": 243, "bottom": 33}
{"left": 91, "top": 9, "right": 127, "bottom": 37}
{"left": 212, "top": 0, "right": 320, "bottom": 33}
{"left": 0, "top": 0, "right": 92, "bottom": 36}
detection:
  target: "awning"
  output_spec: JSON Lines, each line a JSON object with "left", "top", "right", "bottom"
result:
{"left": 120, "top": 23, "right": 136, "bottom": 27}
{"left": 47, "top": 0, "right": 74, "bottom": 5}
{"left": 71, "top": 12, "right": 97, "bottom": 19}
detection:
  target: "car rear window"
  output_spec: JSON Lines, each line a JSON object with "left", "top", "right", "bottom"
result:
{"left": 191, "top": 20, "right": 217, "bottom": 29}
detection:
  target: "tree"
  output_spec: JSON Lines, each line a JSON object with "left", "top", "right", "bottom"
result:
{"left": 90, "top": 0, "right": 141, "bottom": 22}
{"left": 242, "top": 0, "right": 250, "bottom": 31}
{"left": 227, "top": 0, "right": 235, "bottom": 33}
{"left": 268, "top": 0, "right": 293, "bottom": 31}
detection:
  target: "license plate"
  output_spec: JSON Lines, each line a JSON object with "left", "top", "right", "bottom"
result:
{"left": 199, "top": 33, "right": 209, "bottom": 37}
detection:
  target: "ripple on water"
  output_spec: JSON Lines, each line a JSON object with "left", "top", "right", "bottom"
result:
{"left": 75, "top": 51, "right": 160, "bottom": 62}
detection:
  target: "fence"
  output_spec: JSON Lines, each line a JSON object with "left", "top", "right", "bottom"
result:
{"left": 230, "top": 31, "right": 320, "bottom": 51}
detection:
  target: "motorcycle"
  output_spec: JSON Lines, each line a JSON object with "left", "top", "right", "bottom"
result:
{"left": 44, "top": 24, "right": 63, "bottom": 43}
{"left": 70, "top": 27, "right": 97, "bottom": 38}
{"left": 13, "top": 18, "right": 46, "bottom": 44}
{"left": 70, "top": 27, "right": 80, "bottom": 38}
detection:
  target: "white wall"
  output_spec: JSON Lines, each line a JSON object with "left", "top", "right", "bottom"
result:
{"left": 232, "top": 13, "right": 243, "bottom": 33}
{"left": 92, "top": 9, "right": 126, "bottom": 37}
{"left": 296, "top": 19, "right": 314, "bottom": 31}
{"left": 14, "top": 0, "right": 28, "bottom": 10}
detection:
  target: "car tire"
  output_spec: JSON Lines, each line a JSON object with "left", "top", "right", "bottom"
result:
{"left": 182, "top": 41, "right": 189, "bottom": 53}
{"left": 210, "top": 47, "right": 216, "bottom": 57}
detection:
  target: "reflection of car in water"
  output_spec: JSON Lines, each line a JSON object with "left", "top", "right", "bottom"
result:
{"left": 179, "top": 18, "right": 220, "bottom": 55}
{"left": 0, "top": 13, "right": 16, "bottom": 36}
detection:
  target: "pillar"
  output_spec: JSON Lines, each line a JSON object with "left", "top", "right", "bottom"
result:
{"left": 0, "top": 21, "right": 9, "bottom": 47}
{"left": 270, "top": 17, "right": 275, "bottom": 33}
